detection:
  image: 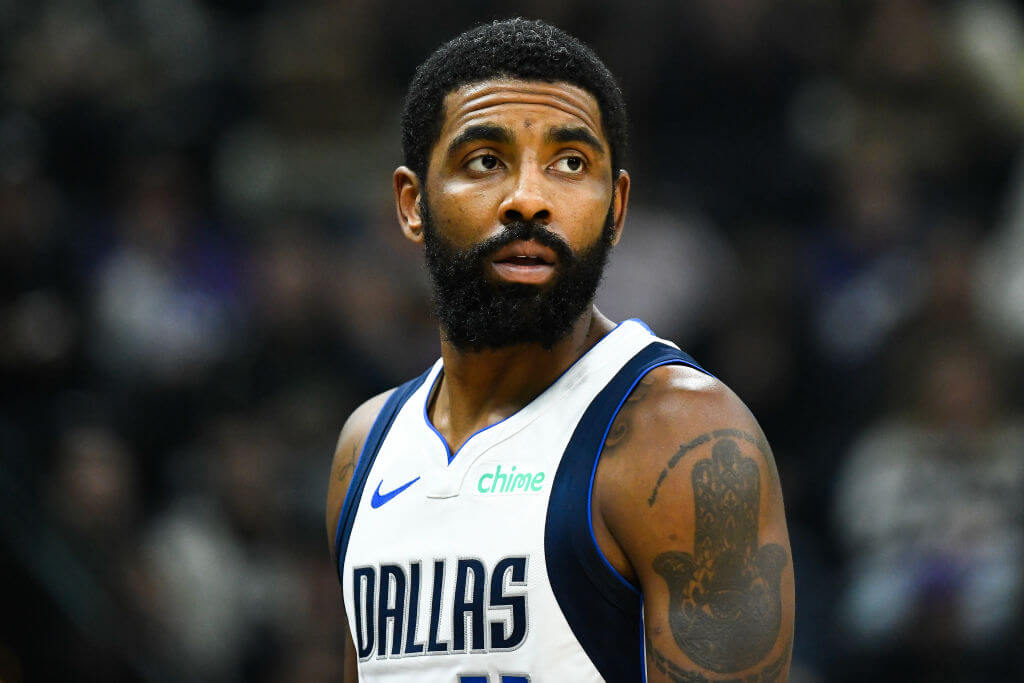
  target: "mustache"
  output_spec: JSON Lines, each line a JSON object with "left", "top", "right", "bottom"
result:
{"left": 469, "top": 222, "right": 574, "bottom": 264}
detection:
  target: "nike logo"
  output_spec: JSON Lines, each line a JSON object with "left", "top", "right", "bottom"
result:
{"left": 370, "top": 476, "right": 421, "bottom": 508}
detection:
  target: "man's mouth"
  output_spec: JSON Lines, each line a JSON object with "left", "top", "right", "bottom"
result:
{"left": 490, "top": 240, "right": 558, "bottom": 284}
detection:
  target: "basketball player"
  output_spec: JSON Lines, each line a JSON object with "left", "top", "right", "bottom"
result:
{"left": 327, "top": 19, "right": 794, "bottom": 682}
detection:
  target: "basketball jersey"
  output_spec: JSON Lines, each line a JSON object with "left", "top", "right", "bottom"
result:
{"left": 335, "top": 319, "right": 709, "bottom": 682}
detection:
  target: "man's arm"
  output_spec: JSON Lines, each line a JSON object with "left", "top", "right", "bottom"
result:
{"left": 325, "top": 389, "right": 395, "bottom": 683}
{"left": 593, "top": 365, "right": 795, "bottom": 682}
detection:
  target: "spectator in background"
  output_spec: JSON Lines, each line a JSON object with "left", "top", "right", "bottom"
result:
{"left": 595, "top": 206, "right": 738, "bottom": 346}
{"left": 834, "top": 332, "right": 1024, "bottom": 681}
{"left": 48, "top": 425, "right": 142, "bottom": 565}
{"left": 90, "top": 156, "right": 240, "bottom": 386}
{"left": 978, "top": 153, "right": 1024, "bottom": 356}
{"left": 141, "top": 414, "right": 304, "bottom": 682}
{"left": 806, "top": 138, "right": 926, "bottom": 368}
{"left": 34, "top": 424, "right": 165, "bottom": 681}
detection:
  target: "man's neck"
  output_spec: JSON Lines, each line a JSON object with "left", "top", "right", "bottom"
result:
{"left": 428, "top": 306, "right": 616, "bottom": 454}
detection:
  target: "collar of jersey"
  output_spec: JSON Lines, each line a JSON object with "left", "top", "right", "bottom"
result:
{"left": 419, "top": 318, "right": 654, "bottom": 466}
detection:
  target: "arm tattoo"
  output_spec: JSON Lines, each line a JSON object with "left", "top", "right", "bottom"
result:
{"left": 651, "top": 432, "right": 788, "bottom": 675}
{"left": 335, "top": 441, "right": 358, "bottom": 483}
{"left": 649, "top": 429, "right": 769, "bottom": 507}
{"left": 602, "top": 374, "right": 657, "bottom": 456}
{"left": 647, "top": 636, "right": 791, "bottom": 683}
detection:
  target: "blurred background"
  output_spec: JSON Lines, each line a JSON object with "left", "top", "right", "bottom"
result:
{"left": 2, "top": 0, "right": 1024, "bottom": 681}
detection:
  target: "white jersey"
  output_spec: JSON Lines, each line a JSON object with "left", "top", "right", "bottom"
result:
{"left": 335, "top": 320, "right": 708, "bottom": 682}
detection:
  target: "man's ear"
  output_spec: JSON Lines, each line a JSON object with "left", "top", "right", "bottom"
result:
{"left": 609, "top": 169, "right": 631, "bottom": 246}
{"left": 394, "top": 166, "right": 424, "bottom": 244}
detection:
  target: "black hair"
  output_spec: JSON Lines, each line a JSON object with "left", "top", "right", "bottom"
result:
{"left": 401, "top": 18, "right": 629, "bottom": 183}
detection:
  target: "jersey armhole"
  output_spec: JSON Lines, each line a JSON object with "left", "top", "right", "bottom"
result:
{"left": 545, "top": 342, "right": 711, "bottom": 683}
{"left": 334, "top": 369, "right": 432, "bottom": 584}
{"left": 585, "top": 358, "right": 690, "bottom": 593}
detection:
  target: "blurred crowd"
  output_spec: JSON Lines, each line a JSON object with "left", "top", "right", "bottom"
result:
{"left": 2, "top": 1, "right": 1024, "bottom": 682}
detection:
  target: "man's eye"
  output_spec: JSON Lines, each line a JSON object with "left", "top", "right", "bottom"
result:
{"left": 553, "top": 156, "right": 586, "bottom": 174}
{"left": 467, "top": 154, "right": 501, "bottom": 172}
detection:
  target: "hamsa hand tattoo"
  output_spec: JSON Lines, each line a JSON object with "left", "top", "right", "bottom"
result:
{"left": 654, "top": 437, "right": 787, "bottom": 674}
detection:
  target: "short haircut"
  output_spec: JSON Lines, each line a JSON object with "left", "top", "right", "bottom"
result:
{"left": 401, "top": 18, "right": 629, "bottom": 184}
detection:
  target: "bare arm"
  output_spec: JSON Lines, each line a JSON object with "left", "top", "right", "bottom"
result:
{"left": 326, "top": 389, "right": 395, "bottom": 683}
{"left": 593, "top": 365, "right": 795, "bottom": 682}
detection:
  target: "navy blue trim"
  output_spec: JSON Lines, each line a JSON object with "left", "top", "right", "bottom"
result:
{"left": 545, "top": 342, "right": 709, "bottom": 683}
{"left": 334, "top": 369, "right": 431, "bottom": 584}
{"left": 587, "top": 358, "right": 681, "bottom": 594}
{"left": 640, "top": 614, "right": 649, "bottom": 683}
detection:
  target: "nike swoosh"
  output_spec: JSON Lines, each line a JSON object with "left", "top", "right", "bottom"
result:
{"left": 370, "top": 476, "right": 421, "bottom": 508}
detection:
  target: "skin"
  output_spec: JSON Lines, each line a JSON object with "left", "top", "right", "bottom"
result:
{"left": 326, "top": 78, "right": 793, "bottom": 682}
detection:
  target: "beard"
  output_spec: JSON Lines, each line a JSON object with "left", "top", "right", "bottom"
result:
{"left": 421, "top": 196, "right": 615, "bottom": 351}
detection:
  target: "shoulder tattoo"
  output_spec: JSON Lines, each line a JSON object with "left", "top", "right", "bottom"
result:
{"left": 335, "top": 440, "right": 359, "bottom": 484}
{"left": 601, "top": 374, "right": 658, "bottom": 457}
{"left": 649, "top": 430, "right": 789, "bottom": 678}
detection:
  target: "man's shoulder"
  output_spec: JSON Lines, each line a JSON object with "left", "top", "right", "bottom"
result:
{"left": 595, "top": 361, "right": 778, "bottom": 523}
{"left": 340, "top": 388, "right": 399, "bottom": 449}
{"left": 326, "top": 387, "right": 397, "bottom": 557}
{"left": 602, "top": 362, "right": 763, "bottom": 462}
{"left": 636, "top": 362, "right": 730, "bottom": 416}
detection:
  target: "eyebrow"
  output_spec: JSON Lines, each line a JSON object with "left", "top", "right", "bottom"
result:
{"left": 545, "top": 125, "right": 606, "bottom": 156}
{"left": 446, "top": 124, "right": 515, "bottom": 158}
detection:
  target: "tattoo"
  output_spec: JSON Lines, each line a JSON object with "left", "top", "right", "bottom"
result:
{"left": 652, "top": 434, "right": 788, "bottom": 674}
{"left": 335, "top": 441, "right": 358, "bottom": 483}
{"left": 648, "top": 434, "right": 710, "bottom": 506}
{"left": 647, "top": 636, "right": 791, "bottom": 683}
{"left": 648, "top": 429, "right": 768, "bottom": 506}
{"left": 602, "top": 374, "right": 657, "bottom": 456}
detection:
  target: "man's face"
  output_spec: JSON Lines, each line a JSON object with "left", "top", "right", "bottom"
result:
{"left": 410, "top": 79, "right": 626, "bottom": 350}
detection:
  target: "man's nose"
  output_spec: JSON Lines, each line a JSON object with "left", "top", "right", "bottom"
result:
{"left": 498, "top": 165, "right": 552, "bottom": 224}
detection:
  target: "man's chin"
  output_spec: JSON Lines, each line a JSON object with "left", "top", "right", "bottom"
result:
{"left": 421, "top": 208, "right": 613, "bottom": 352}
{"left": 436, "top": 291, "right": 581, "bottom": 351}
